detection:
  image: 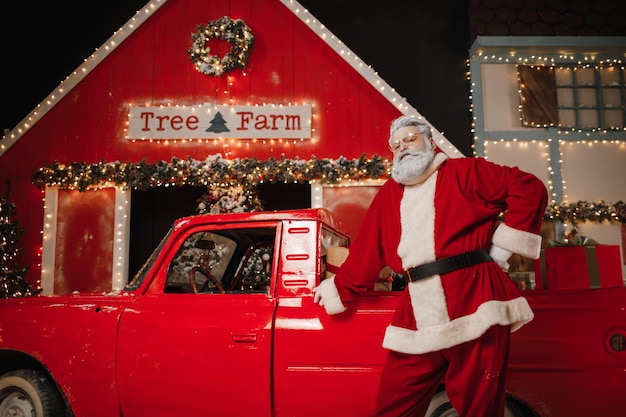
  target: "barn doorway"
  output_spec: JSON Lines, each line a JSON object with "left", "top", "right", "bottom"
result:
{"left": 128, "top": 183, "right": 311, "bottom": 279}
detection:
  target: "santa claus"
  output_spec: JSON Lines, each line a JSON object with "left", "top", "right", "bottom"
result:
{"left": 313, "top": 115, "right": 548, "bottom": 417}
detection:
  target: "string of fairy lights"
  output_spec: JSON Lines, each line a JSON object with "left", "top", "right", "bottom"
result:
{"left": 469, "top": 46, "right": 625, "bottom": 231}
{"left": 30, "top": 154, "right": 625, "bottom": 224}
{"left": 469, "top": 52, "right": 626, "bottom": 148}
{"left": 30, "top": 154, "right": 390, "bottom": 190}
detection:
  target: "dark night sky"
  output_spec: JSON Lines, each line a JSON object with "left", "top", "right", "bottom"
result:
{"left": 0, "top": 0, "right": 472, "bottom": 155}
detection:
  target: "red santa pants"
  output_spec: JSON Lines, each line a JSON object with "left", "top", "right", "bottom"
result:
{"left": 370, "top": 324, "right": 510, "bottom": 417}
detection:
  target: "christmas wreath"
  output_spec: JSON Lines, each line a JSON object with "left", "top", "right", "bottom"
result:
{"left": 188, "top": 16, "right": 255, "bottom": 77}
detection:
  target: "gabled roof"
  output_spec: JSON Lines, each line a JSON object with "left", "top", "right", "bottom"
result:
{"left": 0, "top": 1, "right": 165, "bottom": 157}
{"left": 0, "top": 0, "right": 461, "bottom": 158}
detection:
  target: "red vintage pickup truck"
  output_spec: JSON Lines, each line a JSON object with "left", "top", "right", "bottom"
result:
{"left": 0, "top": 208, "right": 624, "bottom": 417}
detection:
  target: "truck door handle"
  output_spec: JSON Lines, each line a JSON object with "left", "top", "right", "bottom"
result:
{"left": 232, "top": 334, "right": 257, "bottom": 344}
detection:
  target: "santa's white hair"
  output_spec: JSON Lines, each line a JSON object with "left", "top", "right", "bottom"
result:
{"left": 388, "top": 115, "right": 433, "bottom": 147}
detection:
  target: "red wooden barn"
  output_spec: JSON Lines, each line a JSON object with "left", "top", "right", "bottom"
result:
{"left": 0, "top": 0, "right": 460, "bottom": 294}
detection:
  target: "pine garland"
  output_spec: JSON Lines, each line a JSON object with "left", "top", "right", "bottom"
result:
{"left": 545, "top": 200, "right": 626, "bottom": 225}
{"left": 31, "top": 154, "right": 391, "bottom": 191}
{"left": 30, "top": 154, "right": 625, "bottom": 224}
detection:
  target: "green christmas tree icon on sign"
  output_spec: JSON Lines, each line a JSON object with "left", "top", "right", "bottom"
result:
{"left": 206, "top": 111, "right": 230, "bottom": 133}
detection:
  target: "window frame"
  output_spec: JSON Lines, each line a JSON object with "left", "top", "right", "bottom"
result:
{"left": 555, "top": 65, "right": 626, "bottom": 131}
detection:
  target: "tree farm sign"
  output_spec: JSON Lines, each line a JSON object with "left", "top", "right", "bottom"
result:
{"left": 127, "top": 104, "right": 311, "bottom": 140}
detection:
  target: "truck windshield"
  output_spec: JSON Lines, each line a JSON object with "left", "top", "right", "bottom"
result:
{"left": 124, "top": 228, "right": 173, "bottom": 291}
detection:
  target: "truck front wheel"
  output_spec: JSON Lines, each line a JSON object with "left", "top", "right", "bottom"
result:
{"left": 425, "top": 390, "right": 532, "bottom": 417}
{"left": 0, "top": 369, "right": 66, "bottom": 417}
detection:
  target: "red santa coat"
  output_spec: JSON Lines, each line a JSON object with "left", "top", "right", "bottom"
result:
{"left": 320, "top": 153, "right": 548, "bottom": 355}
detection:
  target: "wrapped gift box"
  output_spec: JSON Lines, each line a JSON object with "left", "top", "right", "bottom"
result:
{"left": 534, "top": 245, "right": 624, "bottom": 290}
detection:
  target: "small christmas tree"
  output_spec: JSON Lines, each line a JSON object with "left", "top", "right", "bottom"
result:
{"left": 0, "top": 180, "right": 34, "bottom": 298}
{"left": 196, "top": 182, "right": 263, "bottom": 214}
{"left": 205, "top": 111, "right": 230, "bottom": 133}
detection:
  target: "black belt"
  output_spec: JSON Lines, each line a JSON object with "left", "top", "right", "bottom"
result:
{"left": 403, "top": 250, "right": 492, "bottom": 282}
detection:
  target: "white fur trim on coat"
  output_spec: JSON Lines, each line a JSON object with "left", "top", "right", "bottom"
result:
{"left": 398, "top": 173, "right": 437, "bottom": 269}
{"left": 316, "top": 276, "right": 347, "bottom": 315}
{"left": 492, "top": 223, "right": 542, "bottom": 260}
{"left": 382, "top": 297, "right": 534, "bottom": 354}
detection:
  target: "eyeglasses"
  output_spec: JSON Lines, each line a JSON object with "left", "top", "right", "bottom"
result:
{"left": 390, "top": 132, "right": 423, "bottom": 152}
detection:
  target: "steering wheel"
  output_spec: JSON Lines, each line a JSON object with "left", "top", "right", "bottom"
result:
{"left": 189, "top": 267, "right": 225, "bottom": 294}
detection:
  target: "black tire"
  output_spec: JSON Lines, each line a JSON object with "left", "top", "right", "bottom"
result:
{"left": 425, "top": 391, "right": 531, "bottom": 417}
{"left": 0, "top": 369, "right": 66, "bottom": 417}
{"left": 425, "top": 391, "right": 459, "bottom": 417}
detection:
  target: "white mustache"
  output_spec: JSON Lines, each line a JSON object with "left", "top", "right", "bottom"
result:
{"left": 395, "top": 148, "right": 423, "bottom": 162}
{"left": 391, "top": 146, "right": 435, "bottom": 185}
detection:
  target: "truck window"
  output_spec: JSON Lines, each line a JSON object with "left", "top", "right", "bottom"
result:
{"left": 320, "top": 227, "right": 349, "bottom": 281}
{"left": 165, "top": 227, "right": 276, "bottom": 294}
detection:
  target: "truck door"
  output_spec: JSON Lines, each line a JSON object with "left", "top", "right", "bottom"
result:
{"left": 116, "top": 222, "right": 280, "bottom": 417}
{"left": 273, "top": 224, "right": 401, "bottom": 417}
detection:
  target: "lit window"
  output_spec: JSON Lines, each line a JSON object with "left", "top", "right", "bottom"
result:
{"left": 518, "top": 65, "right": 626, "bottom": 130}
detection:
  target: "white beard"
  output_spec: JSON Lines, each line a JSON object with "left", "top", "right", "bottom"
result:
{"left": 391, "top": 140, "right": 435, "bottom": 185}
